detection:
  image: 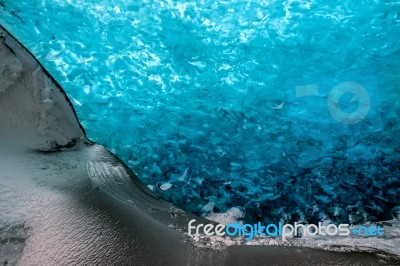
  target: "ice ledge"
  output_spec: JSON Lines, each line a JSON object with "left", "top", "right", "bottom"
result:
{"left": 0, "top": 25, "right": 88, "bottom": 151}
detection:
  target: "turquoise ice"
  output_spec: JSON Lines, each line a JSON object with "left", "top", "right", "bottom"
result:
{"left": 1, "top": 0, "right": 399, "bottom": 224}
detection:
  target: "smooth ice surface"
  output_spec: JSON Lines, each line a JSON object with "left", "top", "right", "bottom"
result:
{"left": 1, "top": 0, "right": 399, "bottom": 224}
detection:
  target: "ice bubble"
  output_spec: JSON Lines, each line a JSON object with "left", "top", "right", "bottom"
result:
{"left": 159, "top": 182, "right": 173, "bottom": 191}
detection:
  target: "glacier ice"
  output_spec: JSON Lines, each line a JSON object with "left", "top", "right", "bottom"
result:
{"left": 1, "top": 20, "right": 400, "bottom": 266}
{"left": 0, "top": 0, "right": 399, "bottom": 226}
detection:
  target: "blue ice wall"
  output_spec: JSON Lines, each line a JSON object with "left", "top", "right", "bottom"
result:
{"left": 1, "top": 0, "right": 399, "bottom": 224}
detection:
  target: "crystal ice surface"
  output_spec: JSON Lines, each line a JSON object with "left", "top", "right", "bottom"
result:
{"left": 1, "top": 0, "right": 399, "bottom": 224}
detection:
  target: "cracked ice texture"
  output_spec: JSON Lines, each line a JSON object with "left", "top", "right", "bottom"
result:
{"left": 1, "top": 0, "right": 399, "bottom": 224}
